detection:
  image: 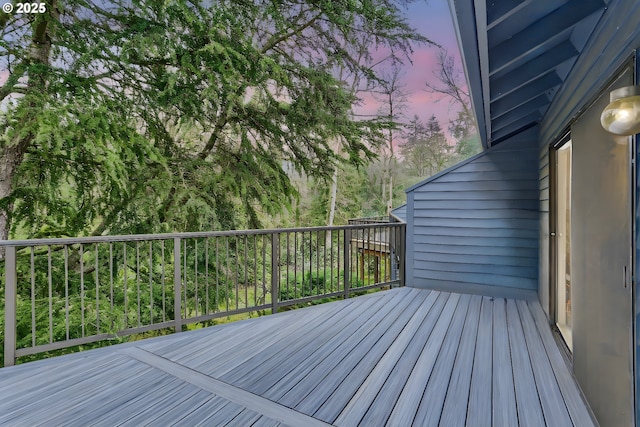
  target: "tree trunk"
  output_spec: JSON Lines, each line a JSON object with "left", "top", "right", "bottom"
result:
{"left": 0, "top": 1, "right": 56, "bottom": 249}
{"left": 0, "top": 146, "right": 23, "bottom": 241}
{"left": 326, "top": 166, "right": 338, "bottom": 248}
{"left": 388, "top": 172, "right": 393, "bottom": 215}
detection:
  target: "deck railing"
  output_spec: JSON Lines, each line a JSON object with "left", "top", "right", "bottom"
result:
{"left": 1, "top": 223, "right": 405, "bottom": 366}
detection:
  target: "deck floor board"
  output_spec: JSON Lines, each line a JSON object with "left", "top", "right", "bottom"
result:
{"left": 493, "top": 297, "right": 518, "bottom": 426}
{"left": 517, "top": 299, "right": 574, "bottom": 425}
{"left": 252, "top": 288, "right": 409, "bottom": 398}
{"left": 284, "top": 289, "right": 432, "bottom": 413}
{"left": 330, "top": 291, "right": 449, "bottom": 425}
{"left": 0, "top": 287, "right": 596, "bottom": 426}
{"left": 527, "top": 299, "right": 596, "bottom": 426}
{"left": 438, "top": 294, "right": 482, "bottom": 426}
{"left": 507, "top": 299, "right": 546, "bottom": 427}
{"left": 467, "top": 296, "right": 494, "bottom": 427}
{"left": 365, "top": 292, "right": 462, "bottom": 426}
{"left": 222, "top": 293, "right": 386, "bottom": 389}
{"left": 413, "top": 293, "right": 470, "bottom": 427}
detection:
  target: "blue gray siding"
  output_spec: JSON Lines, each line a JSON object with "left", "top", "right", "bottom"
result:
{"left": 406, "top": 127, "right": 540, "bottom": 294}
{"left": 538, "top": 148, "right": 550, "bottom": 316}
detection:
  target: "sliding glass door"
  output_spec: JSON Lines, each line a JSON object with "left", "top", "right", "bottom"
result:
{"left": 554, "top": 141, "right": 572, "bottom": 350}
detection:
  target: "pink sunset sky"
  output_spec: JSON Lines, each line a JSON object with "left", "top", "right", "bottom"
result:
{"left": 355, "top": 0, "right": 464, "bottom": 142}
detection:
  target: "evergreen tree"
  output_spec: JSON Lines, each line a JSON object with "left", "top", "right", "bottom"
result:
{"left": 0, "top": 0, "right": 429, "bottom": 242}
{"left": 400, "top": 114, "right": 448, "bottom": 177}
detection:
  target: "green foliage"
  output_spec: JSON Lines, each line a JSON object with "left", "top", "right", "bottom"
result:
{"left": 0, "top": 0, "right": 427, "bottom": 239}
{"left": 400, "top": 114, "right": 450, "bottom": 178}
{"left": 298, "top": 164, "right": 370, "bottom": 226}
{"left": 280, "top": 270, "right": 336, "bottom": 301}
{"left": 453, "top": 133, "right": 482, "bottom": 162}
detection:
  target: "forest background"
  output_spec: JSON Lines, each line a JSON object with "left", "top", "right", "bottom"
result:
{"left": 0, "top": 0, "right": 479, "bottom": 240}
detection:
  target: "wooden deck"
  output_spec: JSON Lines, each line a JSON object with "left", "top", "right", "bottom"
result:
{"left": 0, "top": 287, "right": 596, "bottom": 426}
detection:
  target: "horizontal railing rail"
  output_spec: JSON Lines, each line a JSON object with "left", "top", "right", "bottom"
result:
{"left": 1, "top": 223, "right": 405, "bottom": 366}
{"left": 347, "top": 216, "right": 390, "bottom": 225}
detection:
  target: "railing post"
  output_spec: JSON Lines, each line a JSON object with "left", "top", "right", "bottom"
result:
{"left": 271, "top": 233, "right": 279, "bottom": 314}
{"left": 400, "top": 224, "right": 406, "bottom": 287}
{"left": 173, "top": 237, "right": 182, "bottom": 332}
{"left": 344, "top": 228, "right": 351, "bottom": 298}
{"left": 4, "top": 246, "right": 17, "bottom": 367}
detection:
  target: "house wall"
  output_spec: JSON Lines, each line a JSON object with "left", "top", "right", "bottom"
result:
{"left": 538, "top": 59, "right": 635, "bottom": 427}
{"left": 538, "top": 149, "right": 550, "bottom": 316}
{"left": 405, "top": 126, "right": 539, "bottom": 297}
{"left": 570, "top": 73, "right": 634, "bottom": 426}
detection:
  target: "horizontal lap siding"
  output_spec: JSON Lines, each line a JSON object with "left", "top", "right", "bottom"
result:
{"left": 539, "top": 148, "right": 550, "bottom": 316}
{"left": 407, "top": 129, "right": 540, "bottom": 292}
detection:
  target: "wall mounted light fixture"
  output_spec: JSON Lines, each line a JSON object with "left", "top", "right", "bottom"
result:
{"left": 601, "top": 86, "right": 640, "bottom": 136}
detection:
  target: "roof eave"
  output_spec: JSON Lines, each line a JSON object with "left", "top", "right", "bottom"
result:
{"left": 447, "top": 0, "right": 490, "bottom": 149}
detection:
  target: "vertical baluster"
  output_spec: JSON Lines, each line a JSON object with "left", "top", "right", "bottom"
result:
{"left": 183, "top": 239, "right": 187, "bottom": 319}
{"left": 323, "top": 231, "right": 327, "bottom": 295}
{"left": 388, "top": 225, "right": 392, "bottom": 282}
{"left": 314, "top": 231, "right": 324, "bottom": 295}
{"left": 30, "top": 247, "right": 35, "bottom": 348}
{"left": 235, "top": 236, "right": 239, "bottom": 311}
{"left": 352, "top": 228, "right": 356, "bottom": 290}
{"left": 109, "top": 243, "right": 114, "bottom": 330}
{"left": 195, "top": 239, "right": 199, "bottom": 318}
{"left": 344, "top": 229, "right": 351, "bottom": 298}
{"left": 95, "top": 244, "right": 100, "bottom": 333}
{"left": 286, "top": 232, "right": 290, "bottom": 299}
{"left": 262, "top": 235, "right": 266, "bottom": 307}
{"left": 375, "top": 226, "right": 380, "bottom": 284}
{"left": 373, "top": 226, "right": 377, "bottom": 284}
{"left": 244, "top": 236, "right": 248, "bottom": 309}
{"left": 225, "top": 238, "right": 230, "bottom": 313}
{"left": 294, "top": 232, "right": 299, "bottom": 300}
{"left": 358, "top": 227, "right": 362, "bottom": 287}
{"left": 161, "top": 240, "right": 165, "bottom": 322}
{"left": 216, "top": 237, "right": 220, "bottom": 313}
{"left": 360, "top": 228, "right": 364, "bottom": 285}
{"left": 367, "top": 227, "right": 371, "bottom": 286}
{"left": 271, "top": 233, "right": 279, "bottom": 314}
{"left": 149, "top": 241, "right": 153, "bottom": 325}
{"left": 136, "top": 241, "right": 141, "bottom": 328}
{"left": 358, "top": 227, "right": 371, "bottom": 286}
{"left": 337, "top": 229, "right": 341, "bottom": 292}
{"left": 123, "top": 242, "right": 128, "bottom": 330}
{"left": 386, "top": 226, "right": 390, "bottom": 282}
{"left": 173, "top": 237, "right": 182, "bottom": 332}
{"left": 330, "top": 230, "right": 334, "bottom": 293}
{"left": 64, "top": 245, "right": 69, "bottom": 340}
{"left": 205, "top": 238, "right": 209, "bottom": 315}
{"left": 254, "top": 235, "right": 257, "bottom": 307}
{"left": 302, "top": 231, "right": 306, "bottom": 297}
{"left": 80, "top": 243, "right": 85, "bottom": 337}
{"left": 48, "top": 246, "right": 53, "bottom": 344}
{"left": 400, "top": 224, "right": 406, "bottom": 286}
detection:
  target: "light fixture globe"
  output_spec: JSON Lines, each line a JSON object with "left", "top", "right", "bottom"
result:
{"left": 601, "top": 86, "right": 640, "bottom": 136}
